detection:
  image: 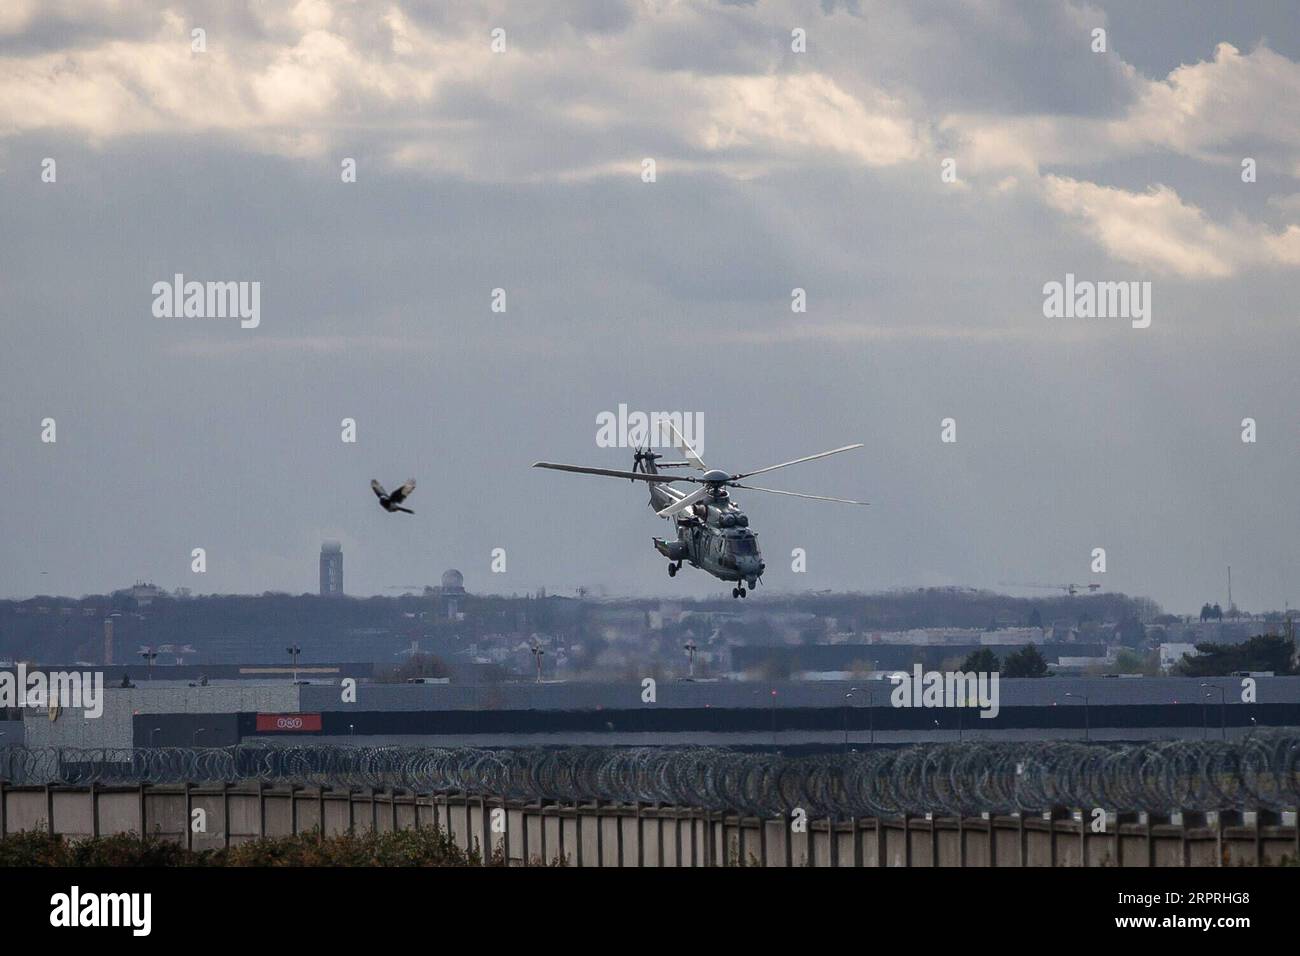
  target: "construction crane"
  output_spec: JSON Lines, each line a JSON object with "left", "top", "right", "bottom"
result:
{"left": 1000, "top": 581, "right": 1101, "bottom": 596}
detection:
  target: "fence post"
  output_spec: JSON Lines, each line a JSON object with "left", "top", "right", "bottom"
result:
{"left": 615, "top": 803, "right": 625, "bottom": 867}
{"left": 462, "top": 794, "right": 471, "bottom": 853}
{"left": 0, "top": 781, "right": 7, "bottom": 839}
{"left": 635, "top": 802, "right": 644, "bottom": 868}
{"left": 1079, "top": 809, "right": 1087, "bottom": 868}
{"left": 139, "top": 783, "right": 148, "bottom": 843}
{"left": 514, "top": 798, "right": 523, "bottom": 866}
{"left": 676, "top": 806, "right": 686, "bottom": 868}
{"left": 499, "top": 798, "right": 509, "bottom": 866}
{"left": 224, "top": 783, "right": 232, "bottom": 849}
{"left": 90, "top": 783, "right": 99, "bottom": 840}
{"left": 476, "top": 794, "right": 487, "bottom": 864}
{"left": 539, "top": 800, "right": 549, "bottom": 864}
{"left": 1183, "top": 810, "right": 1205, "bottom": 866}
{"left": 1254, "top": 809, "right": 1263, "bottom": 867}
{"left": 656, "top": 802, "right": 665, "bottom": 867}
{"left": 689, "top": 808, "right": 698, "bottom": 868}
{"left": 575, "top": 800, "right": 584, "bottom": 868}
{"left": 184, "top": 782, "right": 193, "bottom": 851}
{"left": 553, "top": 801, "right": 564, "bottom": 868}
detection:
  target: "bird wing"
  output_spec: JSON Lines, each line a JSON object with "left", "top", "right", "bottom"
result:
{"left": 371, "top": 480, "right": 388, "bottom": 499}
{"left": 390, "top": 479, "right": 416, "bottom": 503}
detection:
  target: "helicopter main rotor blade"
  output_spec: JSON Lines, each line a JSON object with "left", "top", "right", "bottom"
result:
{"left": 730, "top": 443, "right": 864, "bottom": 480}
{"left": 730, "top": 482, "right": 868, "bottom": 505}
{"left": 532, "top": 462, "right": 690, "bottom": 484}
{"left": 655, "top": 485, "right": 711, "bottom": 518}
{"left": 659, "top": 419, "right": 708, "bottom": 471}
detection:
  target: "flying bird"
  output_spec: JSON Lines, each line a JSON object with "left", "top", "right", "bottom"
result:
{"left": 371, "top": 479, "right": 416, "bottom": 514}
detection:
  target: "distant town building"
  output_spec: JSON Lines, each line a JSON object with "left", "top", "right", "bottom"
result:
{"left": 1159, "top": 642, "right": 1200, "bottom": 673}
{"left": 110, "top": 581, "right": 166, "bottom": 606}
{"left": 320, "top": 541, "right": 343, "bottom": 596}
{"left": 436, "top": 569, "right": 465, "bottom": 618}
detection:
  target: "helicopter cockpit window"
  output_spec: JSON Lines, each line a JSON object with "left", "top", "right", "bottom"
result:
{"left": 729, "top": 536, "right": 758, "bottom": 555}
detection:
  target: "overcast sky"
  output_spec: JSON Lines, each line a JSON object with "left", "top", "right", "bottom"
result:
{"left": 1, "top": 1, "right": 1298, "bottom": 613}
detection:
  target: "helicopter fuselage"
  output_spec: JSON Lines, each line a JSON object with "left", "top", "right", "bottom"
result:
{"left": 642, "top": 457, "right": 765, "bottom": 590}
{"left": 534, "top": 436, "right": 864, "bottom": 599}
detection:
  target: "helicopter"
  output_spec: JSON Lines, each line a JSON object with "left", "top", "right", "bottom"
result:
{"left": 533, "top": 423, "right": 867, "bottom": 598}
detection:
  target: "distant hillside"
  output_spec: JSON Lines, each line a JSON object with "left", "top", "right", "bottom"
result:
{"left": 0, "top": 588, "right": 1162, "bottom": 667}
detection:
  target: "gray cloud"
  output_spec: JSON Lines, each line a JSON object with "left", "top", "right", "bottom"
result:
{"left": 1, "top": 1, "right": 1297, "bottom": 613}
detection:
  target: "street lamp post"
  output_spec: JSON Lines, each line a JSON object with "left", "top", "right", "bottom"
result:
{"left": 149, "top": 727, "right": 162, "bottom": 747}
{"left": 684, "top": 640, "right": 697, "bottom": 679}
{"left": 140, "top": 648, "right": 157, "bottom": 681}
{"left": 531, "top": 643, "right": 545, "bottom": 683}
{"left": 843, "top": 688, "right": 855, "bottom": 754}
{"left": 1201, "top": 684, "right": 1226, "bottom": 740}
{"left": 864, "top": 688, "right": 875, "bottom": 745}
{"left": 193, "top": 728, "right": 206, "bottom": 748}
{"left": 1065, "top": 692, "right": 1090, "bottom": 741}
{"left": 286, "top": 644, "right": 302, "bottom": 684}
{"left": 770, "top": 688, "right": 777, "bottom": 744}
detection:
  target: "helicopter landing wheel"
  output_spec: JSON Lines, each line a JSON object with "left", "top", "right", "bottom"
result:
{"left": 732, "top": 587, "right": 740, "bottom": 599}
{"left": 668, "top": 563, "right": 677, "bottom": 577}
{"left": 739, "top": 586, "right": 747, "bottom": 598}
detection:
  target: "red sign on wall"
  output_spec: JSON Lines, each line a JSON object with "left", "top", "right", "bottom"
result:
{"left": 256, "top": 713, "right": 323, "bottom": 733}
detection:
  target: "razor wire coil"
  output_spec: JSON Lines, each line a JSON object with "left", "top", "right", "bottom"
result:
{"left": 2, "top": 737, "right": 1297, "bottom": 816}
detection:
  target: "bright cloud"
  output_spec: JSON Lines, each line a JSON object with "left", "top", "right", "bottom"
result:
{"left": 1041, "top": 175, "right": 1300, "bottom": 277}
{"left": 0, "top": 1, "right": 1296, "bottom": 277}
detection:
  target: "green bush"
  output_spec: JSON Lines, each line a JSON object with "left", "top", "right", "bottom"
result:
{"left": 0, "top": 825, "right": 494, "bottom": 867}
